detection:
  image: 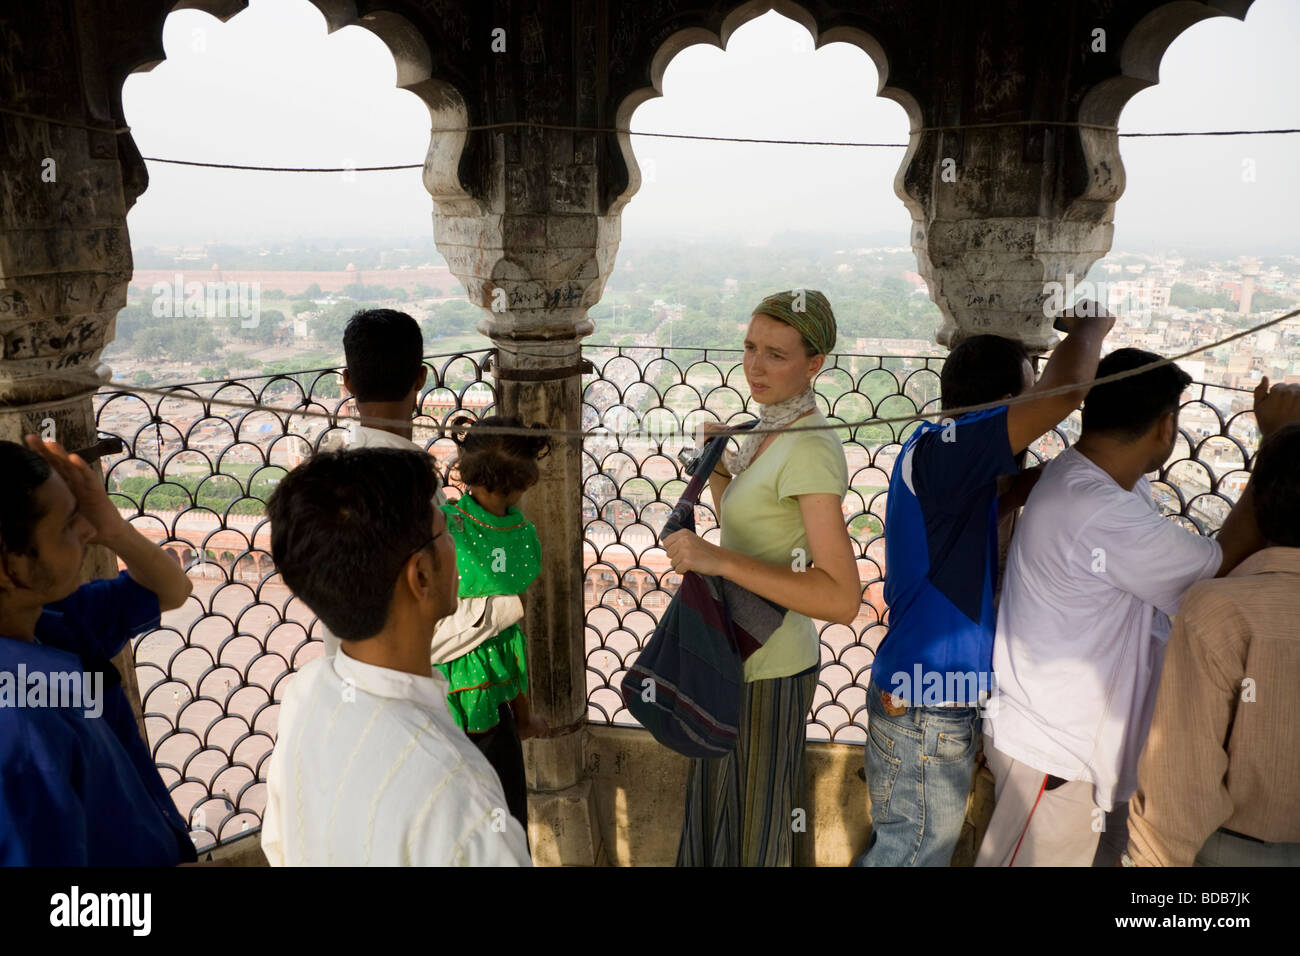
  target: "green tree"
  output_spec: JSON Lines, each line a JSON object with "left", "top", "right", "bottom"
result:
{"left": 111, "top": 304, "right": 152, "bottom": 346}
{"left": 427, "top": 299, "right": 479, "bottom": 336}
{"left": 1252, "top": 290, "right": 1295, "bottom": 311}
{"left": 309, "top": 301, "right": 358, "bottom": 344}
{"left": 1170, "top": 283, "right": 1234, "bottom": 311}
{"left": 133, "top": 327, "right": 166, "bottom": 360}
{"left": 250, "top": 308, "right": 285, "bottom": 344}
{"left": 655, "top": 312, "right": 739, "bottom": 349}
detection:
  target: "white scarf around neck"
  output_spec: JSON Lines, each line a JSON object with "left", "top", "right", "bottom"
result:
{"left": 726, "top": 385, "right": 817, "bottom": 478}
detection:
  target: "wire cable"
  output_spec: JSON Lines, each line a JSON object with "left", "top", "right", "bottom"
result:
{"left": 54, "top": 308, "right": 1299, "bottom": 440}
{"left": 129, "top": 120, "right": 1300, "bottom": 173}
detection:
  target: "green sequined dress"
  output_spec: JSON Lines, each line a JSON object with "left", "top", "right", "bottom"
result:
{"left": 435, "top": 494, "right": 541, "bottom": 732}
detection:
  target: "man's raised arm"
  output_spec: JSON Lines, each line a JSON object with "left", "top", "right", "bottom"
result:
{"left": 1006, "top": 305, "right": 1115, "bottom": 454}
{"left": 25, "top": 436, "right": 193, "bottom": 611}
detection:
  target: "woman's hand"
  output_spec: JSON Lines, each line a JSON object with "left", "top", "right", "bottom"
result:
{"left": 696, "top": 422, "right": 731, "bottom": 477}
{"left": 663, "top": 529, "right": 727, "bottom": 577}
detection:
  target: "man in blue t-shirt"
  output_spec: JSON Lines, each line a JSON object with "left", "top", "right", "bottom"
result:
{"left": 0, "top": 437, "right": 197, "bottom": 865}
{"left": 859, "top": 308, "right": 1114, "bottom": 866}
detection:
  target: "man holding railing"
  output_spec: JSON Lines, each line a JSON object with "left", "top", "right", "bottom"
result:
{"left": 978, "top": 355, "right": 1299, "bottom": 866}
{"left": 859, "top": 306, "right": 1113, "bottom": 867}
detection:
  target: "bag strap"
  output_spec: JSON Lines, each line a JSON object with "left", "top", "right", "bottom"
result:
{"left": 663, "top": 421, "right": 757, "bottom": 537}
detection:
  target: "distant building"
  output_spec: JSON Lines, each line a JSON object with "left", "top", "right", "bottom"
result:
{"left": 1239, "top": 260, "right": 1260, "bottom": 314}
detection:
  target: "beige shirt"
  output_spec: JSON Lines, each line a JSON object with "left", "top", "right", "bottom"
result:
{"left": 1126, "top": 547, "right": 1300, "bottom": 866}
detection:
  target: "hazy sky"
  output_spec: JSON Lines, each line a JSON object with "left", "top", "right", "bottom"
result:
{"left": 123, "top": 0, "right": 1299, "bottom": 254}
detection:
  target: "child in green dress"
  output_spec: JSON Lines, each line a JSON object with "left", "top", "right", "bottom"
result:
{"left": 430, "top": 415, "right": 549, "bottom": 828}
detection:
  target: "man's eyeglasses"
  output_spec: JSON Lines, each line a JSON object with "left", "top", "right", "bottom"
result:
{"left": 407, "top": 529, "right": 446, "bottom": 562}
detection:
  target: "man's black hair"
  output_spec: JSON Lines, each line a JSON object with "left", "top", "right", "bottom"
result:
{"left": 1253, "top": 422, "right": 1300, "bottom": 547}
{"left": 268, "top": 448, "right": 441, "bottom": 641}
{"left": 1081, "top": 348, "right": 1192, "bottom": 440}
{"left": 343, "top": 309, "right": 424, "bottom": 403}
{"left": 940, "top": 334, "right": 1032, "bottom": 411}
{"left": 0, "top": 440, "right": 53, "bottom": 557}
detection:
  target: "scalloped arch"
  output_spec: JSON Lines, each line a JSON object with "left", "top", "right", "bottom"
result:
{"left": 609, "top": 0, "right": 921, "bottom": 216}
{"left": 115, "top": 0, "right": 475, "bottom": 212}
{"left": 1075, "top": 0, "right": 1257, "bottom": 206}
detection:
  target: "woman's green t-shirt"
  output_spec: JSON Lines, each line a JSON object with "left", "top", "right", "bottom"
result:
{"left": 717, "top": 409, "right": 850, "bottom": 681}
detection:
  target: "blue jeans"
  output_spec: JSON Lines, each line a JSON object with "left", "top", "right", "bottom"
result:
{"left": 857, "top": 680, "right": 979, "bottom": 866}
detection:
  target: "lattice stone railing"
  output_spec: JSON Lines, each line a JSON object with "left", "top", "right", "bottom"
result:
{"left": 92, "top": 347, "right": 1257, "bottom": 848}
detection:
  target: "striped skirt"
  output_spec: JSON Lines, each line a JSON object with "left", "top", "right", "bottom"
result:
{"left": 676, "top": 666, "right": 818, "bottom": 867}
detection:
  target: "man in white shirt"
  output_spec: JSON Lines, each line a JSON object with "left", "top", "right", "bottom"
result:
{"left": 328, "top": 310, "right": 524, "bottom": 718}
{"left": 261, "top": 447, "right": 531, "bottom": 866}
{"left": 978, "top": 349, "right": 1280, "bottom": 867}
{"left": 321, "top": 309, "right": 446, "bottom": 659}
{"left": 340, "top": 307, "right": 434, "bottom": 459}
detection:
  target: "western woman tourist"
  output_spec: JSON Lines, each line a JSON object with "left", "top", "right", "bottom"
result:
{"left": 663, "top": 289, "right": 859, "bottom": 866}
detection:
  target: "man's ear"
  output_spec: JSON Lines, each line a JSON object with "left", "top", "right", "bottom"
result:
{"left": 341, "top": 369, "right": 354, "bottom": 398}
{"left": 407, "top": 367, "right": 429, "bottom": 409}
{"left": 402, "top": 549, "right": 435, "bottom": 605}
{"left": 1160, "top": 409, "right": 1178, "bottom": 444}
{"left": 807, "top": 353, "right": 825, "bottom": 378}
{"left": 0, "top": 552, "right": 30, "bottom": 593}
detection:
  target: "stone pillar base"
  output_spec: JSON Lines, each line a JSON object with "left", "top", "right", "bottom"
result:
{"left": 526, "top": 777, "right": 606, "bottom": 867}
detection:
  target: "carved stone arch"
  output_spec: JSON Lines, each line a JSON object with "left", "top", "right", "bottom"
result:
{"left": 1075, "top": 0, "right": 1258, "bottom": 210}
{"left": 300, "top": 1, "right": 478, "bottom": 213}
{"left": 108, "top": 0, "right": 477, "bottom": 217}
{"left": 106, "top": 0, "right": 249, "bottom": 212}
{"left": 608, "top": 0, "right": 920, "bottom": 217}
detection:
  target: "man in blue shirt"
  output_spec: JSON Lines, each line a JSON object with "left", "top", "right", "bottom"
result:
{"left": 859, "top": 307, "right": 1113, "bottom": 866}
{"left": 0, "top": 436, "right": 196, "bottom": 864}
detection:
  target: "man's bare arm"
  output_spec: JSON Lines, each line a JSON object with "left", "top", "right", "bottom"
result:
{"left": 1006, "top": 307, "right": 1114, "bottom": 454}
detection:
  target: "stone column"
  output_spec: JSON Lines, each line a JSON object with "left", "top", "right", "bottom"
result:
{"left": 889, "top": 0, "right": 1258, "bottom": 351}
{"left": 433, "top": 121, "right": 620, "bottom": 862}
{"left": 0, "top": 12, "right": 146, "bottom": 731}
{"left": 899, "top": 125, "right": 1116, "bottom": 353}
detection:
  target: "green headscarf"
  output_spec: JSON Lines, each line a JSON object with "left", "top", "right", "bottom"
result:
{"left": 752, "top": 289, "right": 837, "bottom": 356}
